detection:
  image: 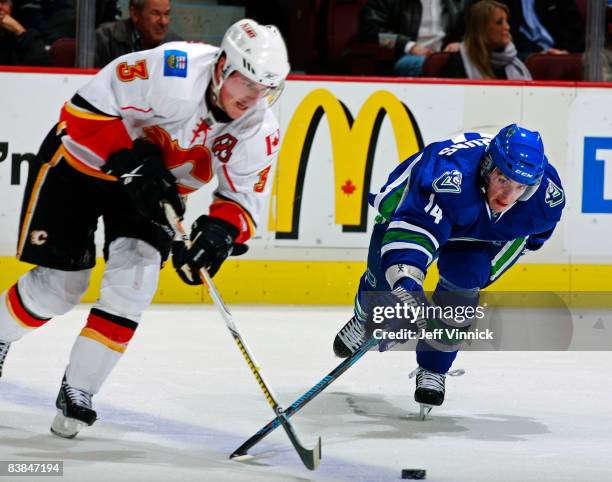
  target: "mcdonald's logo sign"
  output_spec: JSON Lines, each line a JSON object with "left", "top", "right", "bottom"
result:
{"left": 270, "top": 89, "right": 423, "bottom": 239}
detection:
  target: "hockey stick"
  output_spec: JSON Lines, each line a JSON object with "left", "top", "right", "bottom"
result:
{"left": 231, "top": 336, "right": 378, "bottom": 459}
{"left": 162, "top": 202, "right": 321, "bottom": 470}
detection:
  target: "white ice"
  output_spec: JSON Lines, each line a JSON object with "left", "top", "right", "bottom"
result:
{"left": 1, "top": 305, "right": 611, "bottom": 482}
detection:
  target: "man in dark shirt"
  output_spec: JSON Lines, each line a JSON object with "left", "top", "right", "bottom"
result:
{"left": 359, "top": 0, "right": 467, "bottom": 76}
{"left": 499, "top": 0, "right": 585, "bottom": 60}
{"left": 12, "top": 0, "right": 77, "bottom": 44}
{"left": 0, "top": 0, "right": 51, "bottom": 65}
{"left": 95, "top": 0, "right": 182, "bottom": 68}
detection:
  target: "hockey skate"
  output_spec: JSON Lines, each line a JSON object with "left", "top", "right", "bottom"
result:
{"left": 409, "top": 367, "right": 465, "bottom": 419}
{"left": 0, "top": 340, "right": 10, "bottom": 378}
{"left": 50, "top": 376, "right": 97, "bottom": 439}
{"left": 333, "top": 315, "right": 368, "bottom": 358}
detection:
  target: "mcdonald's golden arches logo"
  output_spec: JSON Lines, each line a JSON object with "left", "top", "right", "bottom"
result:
{"left": 270, "top": 89, "right": 424, "bottom": 239}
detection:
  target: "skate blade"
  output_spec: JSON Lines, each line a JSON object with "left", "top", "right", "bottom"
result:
{"left": 418, "top": 404, "right": 433, "bottom": 421}
{"left": 50, "top": 410, "right": 87, "bottom": 439}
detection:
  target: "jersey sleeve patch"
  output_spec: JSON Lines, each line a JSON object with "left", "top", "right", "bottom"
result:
{"left": 164, "top": 50, "right": 188, "bottom": 78}
{"left": 545, "top": 179, "right": 564, "bottom": 208}
{"left": 433, "top": 169, "right": 462, "bottom": 193}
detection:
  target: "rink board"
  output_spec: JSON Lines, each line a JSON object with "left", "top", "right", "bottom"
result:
{"left": 2, "top": 257, "right": 610, "bottom": 305}
{"left": 1, "top": 69, "right": 611, "bottom": 303}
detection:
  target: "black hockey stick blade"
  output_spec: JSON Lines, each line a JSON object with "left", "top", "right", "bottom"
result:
{"left": 279, "top": 415, "right": 321, "bottom": 470}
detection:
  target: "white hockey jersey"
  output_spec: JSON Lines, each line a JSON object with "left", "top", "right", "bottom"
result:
{"left": 58, "top": 42, "right": 280, "bottom": 242}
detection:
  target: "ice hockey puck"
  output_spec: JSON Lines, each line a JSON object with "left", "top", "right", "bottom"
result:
{"left": 401, "top": 469, "right": 426, "bottom": 479}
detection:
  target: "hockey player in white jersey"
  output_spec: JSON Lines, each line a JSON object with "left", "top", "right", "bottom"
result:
{"left": 0, "top": 19, "right": 289, "bottom": 438}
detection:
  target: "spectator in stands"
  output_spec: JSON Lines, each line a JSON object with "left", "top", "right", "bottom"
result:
{"left": 359, "top": 0, "right": 467, "bottom": 76}
{"left": 441, "top": 0, "right": 531, "bottom": 80}
{"left": 0, "top": 0, "right": 51, "bottom": 65}
{"left": 498, "top": 0, "right": 585, "bottom": 60}
{"left": 12, "top": 0, "right": 119, "bottom": 46}
{"left": 95, "top": 0, "right": 182, "bottom": 68}
{"left": 13, "top": 0, "right": 76, "bottom": 44}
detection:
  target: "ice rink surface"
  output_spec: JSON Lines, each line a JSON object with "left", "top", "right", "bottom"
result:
{"left": 1, "top": 305, "right": 611, "bottom": 482}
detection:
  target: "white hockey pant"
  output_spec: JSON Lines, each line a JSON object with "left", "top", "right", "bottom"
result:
{"left": 66, "top": 238, "right": 161, "bottom": 394}
{"left": 0, "top": 238, "right": 161, "bottom": 395}
{"left": 0, "top": 266, "right": 91, "bottom": 342}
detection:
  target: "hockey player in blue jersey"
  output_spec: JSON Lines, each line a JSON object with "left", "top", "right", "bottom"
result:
{"left": 333, "top": 123, "right": 565, "bottom": 416}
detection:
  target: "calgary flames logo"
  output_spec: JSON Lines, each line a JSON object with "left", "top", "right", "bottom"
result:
{"left": 143, "top": 126, "right": 213, "bottom": 193}
{"left": 30, "top": 230, "right": 48, "bottom": 246}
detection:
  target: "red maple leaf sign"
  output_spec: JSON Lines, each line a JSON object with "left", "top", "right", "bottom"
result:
{"left": 341, "top": 179, "right": 356, "bottom": 195}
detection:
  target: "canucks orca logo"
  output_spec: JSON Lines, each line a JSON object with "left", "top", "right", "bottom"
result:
{"left": 433, "top": 170, "right": 463, "bottom": 193}
{"left": 545, "top": 179, "right": 564, "bottom": 208}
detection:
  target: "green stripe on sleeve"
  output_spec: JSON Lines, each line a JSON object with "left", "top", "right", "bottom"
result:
{"left": 491, "top": 237, "right": 526, "bottom": 275}
{"left": 382, "top": 230, "right": 436, "bottom": 255}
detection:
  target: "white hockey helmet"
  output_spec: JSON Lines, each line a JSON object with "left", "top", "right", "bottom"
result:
{"left": 213, "top": 18, "right": 290, "bottom": 106}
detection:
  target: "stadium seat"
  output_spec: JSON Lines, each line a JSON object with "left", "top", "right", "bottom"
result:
{"left": 524, "top": 53, "right": 583, "bottom": 81}
{"left": 320, "top": 0, "right": 362, "bottom": 70}
{"left": 319, "top": 0, "right": 394, "bottom": 75}
{"left": 285, "top": 0, "right": 322, "bottom": 72}
{"left": 422, "top": 52, "right": 451, "bottom": 77}
{"left": 49, "top": 38, "right": 76, "bottom": 68}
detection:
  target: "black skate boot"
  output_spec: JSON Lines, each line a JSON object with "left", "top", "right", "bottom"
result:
{"left": 410, "top": 367, "right": 446, "bottom": 420}
{"left": 0, "top": 340, "right": 10, "bottom": 378}
{"left": 333, "top": 315, "right": 368, "bottom": 358}
{"left": 50, "top": 375, "right": 97, "bottom": 438}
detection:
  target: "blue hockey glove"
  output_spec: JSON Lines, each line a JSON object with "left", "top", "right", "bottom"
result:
{"left": 523, "top": 229, "right": 554, "bottom": 253}
{"left": 365, "top": 277, "right": 427, "bottom": 352}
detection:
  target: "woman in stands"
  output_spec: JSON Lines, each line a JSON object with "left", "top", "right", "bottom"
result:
{"left": 441, "top": 0, "right": 531, "bottom": 80}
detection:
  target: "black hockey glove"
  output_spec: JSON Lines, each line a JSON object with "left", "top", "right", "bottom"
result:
{"left": 103, "top": 139, "right": 185, "bottom": 224}
{"left": 172, "top": 215, "right": 248, "bottom": 285}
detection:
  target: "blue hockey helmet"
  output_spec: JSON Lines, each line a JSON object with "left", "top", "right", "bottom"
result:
{"left": 485, "top": 124, "right": 546, "bottom": 186}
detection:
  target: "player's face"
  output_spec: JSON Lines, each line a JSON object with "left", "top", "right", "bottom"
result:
{"left": 219, "top": 71, "right": 269, "bottom": 120}
{"left": 486, "top": 8, "right": 511, "bottom": 50}
{"left": 131, "top": 0, "right": 171, "bottom": 48}
{"left": 486, "top": 168, "right": 528, "bottom": 213}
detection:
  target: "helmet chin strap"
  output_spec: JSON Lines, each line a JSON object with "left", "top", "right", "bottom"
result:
{"left": 210, "top": 77, "right": 225, "bottom": 114}
{"left": 518, "top": 182, "right": 540, "bottom": 201}
{"left": 210, "top": 59, "right": 234, "bottom": 116}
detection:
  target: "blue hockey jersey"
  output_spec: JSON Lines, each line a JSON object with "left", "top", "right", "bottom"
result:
{"left": 368, "top": 132, "right": 565, "bottom": 276}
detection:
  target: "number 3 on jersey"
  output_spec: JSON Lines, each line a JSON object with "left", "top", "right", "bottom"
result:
{"left": 424, "top": 193, "right": 443, "bottom": 224}
{"left": 117, "top": 60, "right": 149, "bottom": 82}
